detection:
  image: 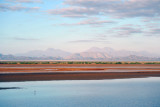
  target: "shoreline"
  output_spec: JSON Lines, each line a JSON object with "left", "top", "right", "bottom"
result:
{"left": 1, "top": 72, "right": 160, "bottom": 82}
{"left": 0, "top": 64, "right": 160, "bottom": 82}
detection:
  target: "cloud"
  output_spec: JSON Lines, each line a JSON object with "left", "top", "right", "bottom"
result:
{"left": 14, "top": 37, "right": 39, "bottom": 40}
{"left": 6, "top": 0, "right": 43, "bottom": 3}
{"left": 108, "top": 24, "right": 144, "bottom": 37}
{"left": 149, "top": 28, "right": 160, "bottom": 34}
{"left": 115, "top": 26, "right": 143, "bottom": 34}
{"left": 108, "top": 24, "right": 160, "bottom": 37}
{"left": 142, "top": 17, "right": 160, "bottom": 22}
{"left": 0, "top": 3, "right": 40, "bottom": 12}
{"left": 69, "top": 34, "right": 109, "bottom": 43}
{"left": 69, "top": 39, "right": 109, "bottom": 43}
{"left": 145, "top": 28, "right": 160, "bottom": 36}
{"left": 143, "top": 22, "right": 160, "bottom": 36}
{"left": 70, "top": 40, "right": 97, "bottom": 43}
{"left": 49, "top": 0, "right": 160, "bottom": 18}
{"left": 61, "top": 17, "right": 116, "bottom": 26}
{"left": 47, "top": 6, "right": 98, "bottom": 18}
{"left": 94, "top": 34, "right": 108, "bottom": 40}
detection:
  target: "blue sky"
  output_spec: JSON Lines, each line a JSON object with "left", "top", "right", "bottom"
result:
{"left": 0, "top": 0, "right": 160, "bottom": 54}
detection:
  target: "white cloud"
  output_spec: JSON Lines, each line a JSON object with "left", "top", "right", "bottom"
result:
{"left": 0, "top": 3, "right": 40, "bottom": 12}
{"left": 6, "top": 0, "right": 43, "bottom": 3}
{"left": 61, "top": 17, "right": 115, "bottom": 26}
{"left": 49, "top": 0, "right": 160, "bottom": 18}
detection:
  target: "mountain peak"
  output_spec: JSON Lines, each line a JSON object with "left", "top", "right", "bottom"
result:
{"left": 103, "top": 47, "right": 114, "bottom": 51}
{"left": 85, "top": 47, "right": 102, "bottom": 52}
{"left": 46, "top": 48, "right": 56, "bottom": 51}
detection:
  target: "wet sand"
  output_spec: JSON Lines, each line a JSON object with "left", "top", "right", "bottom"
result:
{"left": 0, "top": 64, "right": 160, "bottom": 82}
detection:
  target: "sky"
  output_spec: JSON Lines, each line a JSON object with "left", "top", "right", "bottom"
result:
{"left": 0, "top": 0, "right": 160, "bottom": 54}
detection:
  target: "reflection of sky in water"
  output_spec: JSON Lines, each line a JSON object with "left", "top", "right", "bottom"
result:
{"left": 0, "top": 77, "right": 160, "bottom": 107}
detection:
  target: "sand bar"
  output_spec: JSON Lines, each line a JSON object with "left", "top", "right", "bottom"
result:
{"left": 0, "top": 64, "right": 160, "bottom": 82}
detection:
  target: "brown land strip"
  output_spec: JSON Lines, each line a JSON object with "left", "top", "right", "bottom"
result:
{"left": 0, "top": 68, "right": 160, "bottom": 73}
{"left": 0, "top": 64, "right": 160, "bottom": 82}
{"left": 1, "top": 72, "right": 160, "bottom": 82}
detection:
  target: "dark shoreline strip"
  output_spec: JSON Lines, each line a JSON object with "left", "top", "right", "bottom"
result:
{"left": 0, "top": 87, "right": 22, "bottom": 90}
{"left": 1, "top": 72, "right": 160, "bottom": 82}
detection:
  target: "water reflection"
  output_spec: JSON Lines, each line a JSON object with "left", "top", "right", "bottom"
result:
{"left": 0, "top": 77, "right": 160, "bottom": 107}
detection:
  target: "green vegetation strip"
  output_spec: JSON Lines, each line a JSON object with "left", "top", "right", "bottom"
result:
{"left": 0, "top": 61, "right": 160, "bottom": 64}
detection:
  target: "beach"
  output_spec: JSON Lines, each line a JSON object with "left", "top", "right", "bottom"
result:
{"left": 0, "top": 64, "right": 160, "bottom": 82}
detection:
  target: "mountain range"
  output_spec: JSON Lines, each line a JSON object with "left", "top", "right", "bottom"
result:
{"left": 16, "top": 48, "right": 71, "bottom": 57}
{"left": 84, "top": 47, "right": 159, "bottom": 57}
{"left": 0, "top": 47, "right": 160, "bottom": 61}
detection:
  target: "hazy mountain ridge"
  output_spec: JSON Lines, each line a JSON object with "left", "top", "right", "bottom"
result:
{"left": 16, "top": 48, "right": 71, "bottom": 57}
{"left": 65, "top": 47, "right": 160, "bottom": 60}
{"left": 65, "top": 52, "right": 111, "bottom": 60}
{"left": 84, "top": 47, "right": 159, "bottom": 57}
{"left": 0, "top": 53, "right": 62, "bottom": 60}
{"left": 1, "top": 47, "right": 160, "bottom": 61}
{"left": 0, "top": 53, "right": 160, "bottom": 61}
{"left": 110, "top": 55, "right": 160, "bottom": 61}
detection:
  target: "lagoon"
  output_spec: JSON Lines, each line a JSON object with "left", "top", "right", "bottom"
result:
{"left": 0, "top": 77, "right": 160, "bottom": 107}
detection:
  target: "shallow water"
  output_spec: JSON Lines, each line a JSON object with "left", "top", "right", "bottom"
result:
{"left": 0, "top": 77, "right": 160, "bottom": 107}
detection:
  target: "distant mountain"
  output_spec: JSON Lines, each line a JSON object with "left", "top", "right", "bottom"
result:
{"left": 0, "top": 53, "right": 62, "bottom": 60}
{"left": 64, "top": 47, "right": 160, "bottom": 60}
{"left": 65, "top": 52, "right": 111, "bottom": 60}
{"left": 84, "top": 47, "right": 159, "bottom": 57}
{"left": 110, "top": 55, "right": 160, "bottom": 61}
{"left": 85, "top": 47, "right": 116, "bottom": 57}
{"left": 16, "top": 48, "right": 71, "bottom": 57}
{"left": 1, "top": 47, "right": 160, "bottom": 61}
{"left": 0, "top": 53, "right": 160, "bottom": 61}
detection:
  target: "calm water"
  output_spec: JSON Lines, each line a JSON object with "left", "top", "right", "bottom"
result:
{"left": 0, "top": 77, "right": 160, "bottom": 107}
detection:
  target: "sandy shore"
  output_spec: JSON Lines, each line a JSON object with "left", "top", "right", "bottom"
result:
{"left": 0, "top": 64, "right": 160, "bottom": 82}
